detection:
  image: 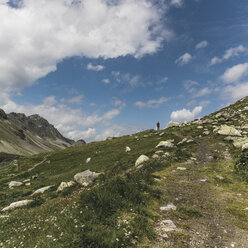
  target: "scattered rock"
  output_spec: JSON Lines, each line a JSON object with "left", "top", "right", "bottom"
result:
{"left": 242, "top": 143, "right": 248, "bottom": 151}
{"left": 197, "top": 126, "right": 203, "bottom": 129}
{"left": 135, "top": 155, "right": 149, "bottom": 167}
{"left": 32, "top": 174, "right": 39, "bottom": 180}
{"left": 159, "top": 132, "right": 165, "bottom": 136}
{"left": 216, "top": 125, "right": 242, "bottom": 136}
{"left": 203, "top": 131, "right": 210, "bottom": 136}
{"left": 57, "top": 181, "right": 76, "bottom": 192}
{"left": 155, "top": 150, "right": 164, "bottom": 154}
{"left": 32, "top": 185, "right": 54, "bottom": 196}
{"left": 215, "top": 175, "right": 224, "bottom": 180}
{"left": 2, "top": 200, "right": 33, "bottom": 212}
{"left": 159, "top": 219, "right": 177, "bottom": 232}
{"left": 23, "top": 179, "right": 30, "bottom": 183}
{"left": 160, "top": 203, "right": 177, "bottom": 211}
{"left": 152, "top": 154, "right": 160, "bottom": 159}
{"left": 86, "top": 157, "right": 91, "bottom": 163}
{"left": 9, "top": 181, "right": 23, "bottom": 189}
{"left": 167, "top": 122, "right": 180, "bottom": 128}
{"left": 156, "top": 140, "right": 174, "bottom": 148}
{"left": 74, "top": 170, "right": 100, "bottom": 186}
{"left": 200, "top": 179, "right": 207, "bottom": 182}
{"left": 177, "top": 167, "right": 186, "bottom": 171}
{"left": 25, "top": 183, "right": 31, "bottom": 186}
{"left": 125, "top": 146, "right": 131, "bottom": 152}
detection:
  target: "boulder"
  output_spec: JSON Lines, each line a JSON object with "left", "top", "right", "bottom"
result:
{"left": 135, "top": 155, "right": 149, "bottom": 167}
{"left": 203, "top": 130, "right": 210, "bottom": 136}
{"left": 156, "top": 140, "right": 174, "bottom": 148}
{"left": 125, "top": 146, "right": 131, "bottom": 152}
{"left": 2, "top": 200, "right": 33, "bottom": 212}
{"left": 31, "top": 185, "right": 54, "bottom": 196}
{"left": 217, "top": 125, "right": 241, "bottom": 136}
{"left": 159, "top": 219, "right": 177, "bottom": 232}
{"left": 167, "top": 122, "right": 180, "bottom": 128}
{"left": 57, "top": 181, "right": 76, "bottom": 192}
{"left": 74, "top": 170, "right": 99, "bottom": 186}
{"left": 9, "top": 181, "right": 23, "bottom": 189}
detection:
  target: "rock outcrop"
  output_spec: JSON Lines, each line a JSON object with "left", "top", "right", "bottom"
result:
{"left": 2, "top": 200, "right": 33, "bottom": 212}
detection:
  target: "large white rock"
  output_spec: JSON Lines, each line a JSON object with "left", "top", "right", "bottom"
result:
{"left": 167, "top": 122, "right": 180, "bottom": 128}
{"left": 2, "top": 200, "right": 33, "bottom": 212}
{"left": 156, "top": 140, "right": 174, "bottom": 148}
{"left": 159, "top": 220, "right": 177, "bottom": 232}
{"left": 74, "top": 170, "right": 99, "bottom": 186}
{"left": 9, "top": 181, "right": 23, "bottom": 189}
{"left": 31, "top": 185, "right": 54, "bottom": 196}
{"left": 135, "top": 155, "right": 149, "bottom": 167}
{"left": 217, "top": 125, "right": 242, "bottom": 136}
{"left": 57, "top": 181, "right": 76, "bottom": 192}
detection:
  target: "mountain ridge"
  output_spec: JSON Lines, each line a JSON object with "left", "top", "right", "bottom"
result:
{"left": 0, "top": 109, "right": 85, "bottom": 156}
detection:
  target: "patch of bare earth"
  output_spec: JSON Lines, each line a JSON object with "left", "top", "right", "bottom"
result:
{"left": 152, "top": 140, "right": 248, "bottom": 248}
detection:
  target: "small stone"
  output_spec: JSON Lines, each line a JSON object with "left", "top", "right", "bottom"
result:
{"left": 160, "top": 220, "right": 177, "bottom": 232}
{"left": 160, "top": 203, "right": 177, "bottom": 211}
{"left": 32, "top": 185, "right": 54, "bottom": 196}
{"left": 156, "top": 140, "right": 174, "bottom": 148}
{"left": 125, "top": 146, "right": 131, "bottom": 152}
{"left": 177, "top": 167, "right": 186, "bottom": 171}
{"left": 167, "top": 122, "right": 180, "bottom": 128}
{"left": 152, "top": 154, "right": 160, "bottom": 159}
{"left": 57, "top": 181, "right": 76, "bottom": 192}
{"left": 9, "top": 181, "right": 23, "bottom": 189}
{"left": 135, "top": 155, "right": 149, "bottom": 167}
{"left": 200, "top": 179, "right": 207, "bottom": 182}
{"left": 86, "top": 157, "right": 91, "bottom": 163}
{"left": 215, "top": 175, "right": 224, "bottom": 180}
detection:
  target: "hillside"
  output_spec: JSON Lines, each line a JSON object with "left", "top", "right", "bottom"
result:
{"left": 0, "top": 97, "right": 247, "bottom": 247}
{"left": 0, "top": 109, "right": 84, "bottom": 156}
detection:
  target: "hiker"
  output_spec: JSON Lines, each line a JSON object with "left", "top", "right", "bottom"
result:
{"left": 157, "top": 121, "right": 160, "bottom": 130}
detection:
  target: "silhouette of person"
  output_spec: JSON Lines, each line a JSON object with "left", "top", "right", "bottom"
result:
{"left": 157, "top": 121, "right": 160, "bottom": 130}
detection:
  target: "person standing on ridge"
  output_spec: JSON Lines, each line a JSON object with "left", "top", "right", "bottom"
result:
{"left": 157, "top": 121, "right": 160, "bottom": 130}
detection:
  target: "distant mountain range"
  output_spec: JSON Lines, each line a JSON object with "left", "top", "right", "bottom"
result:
{"left": 0, "top": 109, "right": 85, "bottom": 156}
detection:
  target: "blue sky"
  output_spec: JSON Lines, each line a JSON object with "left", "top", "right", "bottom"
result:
{"left": 0, "top": 0, "right": 248, "bottom": 141}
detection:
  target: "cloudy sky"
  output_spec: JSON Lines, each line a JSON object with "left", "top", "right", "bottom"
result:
{"left": 0, "top": 0, "right": 248, "bottom": 142}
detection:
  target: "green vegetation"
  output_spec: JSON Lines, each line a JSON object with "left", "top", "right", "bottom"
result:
{"left": 235, "top": 151, "right": 248, "bottom": 183}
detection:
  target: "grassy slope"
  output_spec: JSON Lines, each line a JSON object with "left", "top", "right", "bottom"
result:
{"left": 0, "top": 97, "right": 247, "bottom": 247}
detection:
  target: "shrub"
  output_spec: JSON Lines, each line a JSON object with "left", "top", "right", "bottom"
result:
{"left": 235, "top": 151, "right": 248, "bottom": 183}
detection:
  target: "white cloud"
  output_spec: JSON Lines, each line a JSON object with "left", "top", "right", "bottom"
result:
{"left": 87, "top": 63, "right": 104, "bottom": 71}
{"left": 184, "top": 80, "right": 199, "bottom": 93}
{"left": 170, "top": 0, "right": 184, "bottom": 7}
{"left": 102, "top": 109, "right": 120, "bottom": 120}
{"left": 170, "top": 106, "right": 202, "bottom": 122}
{"left": 66, "top": 128, "right": 96, "bottom": 141}
{"left": 221, "top": 63, "right": 248, "bottom": 83}
{"left": 175, "top": 53, "right": 193, "bottom": 65}
{"left": 193, "top": 87, "right": 212, "bottom": 98}
{"left": 135, "top": 97, "right": 168, "bottom": 108}
{"left": 102, "top": 78, "right": 110, "bottom": 84}
{"left": 223, "top": 82, "right": 248, "bottom": 101}
{"left": 210, "top": 45, "right": 247, "bottom": 65}
{"left": 43, "top": 96, "right": 57, "bottom": 106}
{"left": 0, "top": 0, "right": 170, "bottom": 93}
{"left": 195, "top": 40, "right": 208, "bottom": 50}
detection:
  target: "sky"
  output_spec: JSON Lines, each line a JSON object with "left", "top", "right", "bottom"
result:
{"left": 0, "top": 0, "right": 248, "bottom": 142}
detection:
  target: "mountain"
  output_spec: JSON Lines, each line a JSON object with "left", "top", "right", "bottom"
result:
{"left": 0, "top": 109, "right": 84, "bottom": 156}
{"left": 0, "top": 96, "right": 247, "bottom": 247}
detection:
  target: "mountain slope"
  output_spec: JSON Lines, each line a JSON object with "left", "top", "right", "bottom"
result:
{"left": 0, "top": 109, "right": 79, "bottom": 156}
{"left": 0, "top": 96, "right": 247, "bottom": 248}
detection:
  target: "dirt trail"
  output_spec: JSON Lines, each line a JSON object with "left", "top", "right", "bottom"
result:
{"left": 153, "top": 139, "right": 248, "bottom": 248}
{"left": 28, "top": 155, "right": 48, "bottom": 172}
